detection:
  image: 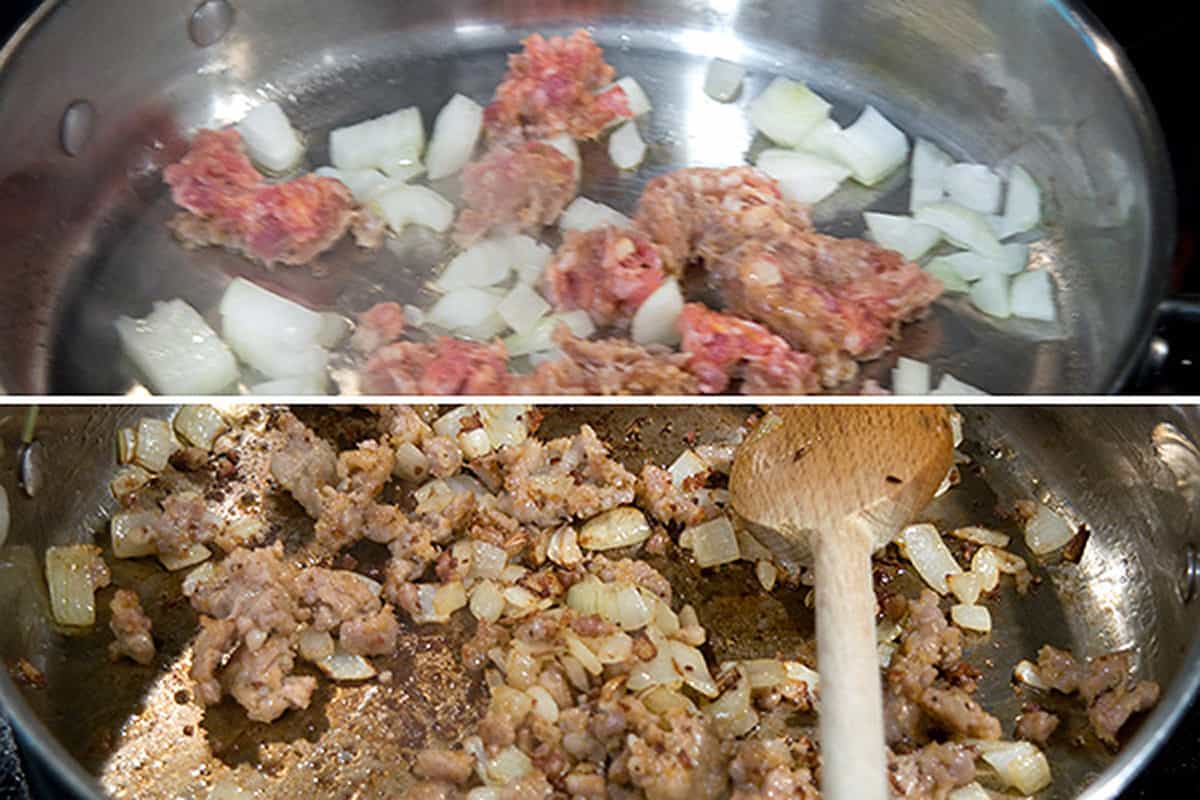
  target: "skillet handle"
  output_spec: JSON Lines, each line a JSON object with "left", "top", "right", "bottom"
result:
{"left": 1125, "top": 297, "right": 1200, "bottom": 394}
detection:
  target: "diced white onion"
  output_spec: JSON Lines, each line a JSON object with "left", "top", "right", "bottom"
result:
{"left": 944, "top": 164, "right": 1003, "bottom": 215}
{"left": 950, "top": 526, "right": 1010, "bottom": 548}
{"left": 116, "top": 427, "right": 136, "bottom": 464}
{"left": 784, "top": 662, "right": 820, "bottom": 699}
{"left": 668, "top": 449, "right": 710, "bottom": 488}
{"left": 426, "top": 94, "right": 484, "bottom": 180}
{"left": 157, "top": 543, "right": 211, "bottom": 572}
{"left": 1023, "top": 503, "right": 1075, "bottom": 555}
{"left": 116, "top": 300, "right": 239, "bottom": 395}
{"left": 372, "top": 184, "right": 455, "bottom": 234}
{"left": 756, "top": 560, "right": 777, "bottom": 591}
{"left": 427, "top": 288, "right": 503, "bottom": 333}
{"left": 249, "top": 374, "right": 328, "bottom": 396}
{"left": 831, "top": 105, "right": 910, "bottom": 186}
{"left": 134, "top": 418, "right": 177, "bottom": 473}
{"left": 910, "top": 138, "right": 952, "bottom": 212}
{"left": 631, "top": 279, "right": 684, "bottom": 347}
{"left": 755, "top": 149, "right": 851, "bottom": 204}
{"left": 946, "top": 782, "right": 991, "bottom": 800}
{"left": 971, "top": 546, "right": 1001, "bottom": 592}
{"left": 951, "top": 602, "right": 991, "bottom": 632}
{"left": 611, "top": 76, "right": 653, "bottom": 118}
{"left": 479, "top": 405, "right": 532, "bottom": 449}
{"left": 470, "top": 541, "right": 508, "bottom": 581}
{"left": 609, "top": 122, "right": 647, "bottom": 170}
{"left": 181, "top": 562, "right": 215, "bottom": 597}
{"left": 45, "top": 544, "right": 107, "bottom": 627}
{"left": 330, "top": 107, "right": 424, "bottom": 172}
{"left": 563, "top": 632, "right": 604, "bottom": 676}
{"left": 998, "top": 165, "right": 1042, "bottom": 238}
{"left": 380, "top": 161, "right": 427, "bottom": 181}
{"left": 236, "top": 102, "right": 304, "bottom": 173}
{"left": 559, "top": 197, "right": 632, "bottom": 232}
{"left": 433, "top": 581, "right": 468, "bottom": 617}
{"left": 930, "top": 373, "right": 989, "bottom": 396}
{"left": 928, "top": 247, "right": 1029, "bottom": 286}
{"left": 915, "top": 203, "right": 1006, "bottom": 260}
{"left": 979, "top": 741, "right": 1052, "bottom": 795}
{"left": 897, "top": 523, "right": 962, "bottom": 595}
{"left": 218, "top": 279, "right": 329, "bottom": 381}
{"left": 314, "top": 166, "right": 391, "bottom": 202}
{"left": 969, "top": 272, "right": 1012, "bottom": 319}
{"left": 704, "top": 58, "right": 745, "bottom": 102}
{"left": 892, "top": 357, "right": 931, "bottom": 396}
{"left": 546, "top": 527, "right": 583, "bottom": 568}
{"left": 1011, "top": 270, "right": 1057, "bottom": 323}
{"left": 541, "top": 134, "right": 582, "bottom": 181}
{"left": 526, "top": 685, "right": 559, "bottom": 722}
{"left": 748, "top": 78, "right": 832, "bottom": 147}
{"left": 497, "top": 284, "right": 551, "bottom": 335}
{"left": 579, "top": 507, "right": 651, "bottom": 551}
{"left": 506, "top": 235, "right": 554, "bottom": 284}
{"left": 924, "top": 260, "right": 970, "bottom": 293}
{"left": 299, "top": 628, "right": 336, "bottom": 662}
{"left": 173, "top": 405, "right": 228, "bottom": 451}
{"left": 612, "top": 584, "right": 654, "bottom": 630}
{"left": 798, "top": 118, "right": 845, "bottom": 161}
{"left": 668, "top": 640, "right": 719, "bottom": 697}
{"left": 1013, "top": 659, "right": 1049, "bottom": 690}
{"left": 109, "top": 510, "right": 159, "bottom": 559}
{"left": 705, "top": 668, "right": 758, "bottom": 736}
{"left": 684, "top": 516, "right": 741, "bottom": 568}
{"left": 317, "top": 649, "right": 377, "bottom": 681}
{"left": 863, "top": 213, "right": 942, "bottom": 261}
{"left": 470, "top": 580, "right": 505, "bottom": 623}
{"left": 437, "top": 239, "right": 513, "bottom": 291}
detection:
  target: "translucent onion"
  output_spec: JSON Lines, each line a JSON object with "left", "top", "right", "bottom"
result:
{"left": 756, "top": 560, "right": 777, "bottom": 591}
{"left": 669, "top": 640, "right": 719, "bottom": 697}
{"left": 950, "top": 603, "right": 992, "bottom": 633}
{"left": 157, "top": 544, "right": 212, "bottom": 572}
{"left": 526, "top": 685, "right": 559, "bottom": 722}
{"left": 1013, "top": 659, "right": 1049, "bottom": 690}
{"left": 173, "top": 405, "right": 228, "bottom": 451}
{"left": 950, "top": 526, "right": 1010, "bottom": 548}
{"left": 592, "top": 632, "right": 634, "bottom": 664}
{"left": 579, "top": 507, "right": 651, "bottom": 551}
{"left": 642, "top": 686, "right": 698, "bottom": 716}
{"left": 546, "top": 527, "right": 583, "bottom": 568}
{"left": 1011, "top": 270, "right": 1057, "bottom": 323}
{"left": 372, "top": 184, "right": 455, "bottom": 234}
{"left": 915, "top": 203, "right": 1006, "bottom": 260}
{"left": 704, "top": 59, "right": 745, "bottom": 102}
{"left": 109, "top": 510, "right": 159, "bottom": 559}
{"left": 393, "top": 442, "right": 430, "bottom": 482}
{"left": 563, "top": 632, "right": 603, "bottom": 676}
{"left": 748, "top": 77, "right": 831, "bottom": 147}
{"left": 705, "top": 668, "right": 758, "bottom": 737}
{"left": 668, "top": 449, "right": 710, "bottom": 487}
{"left": 115, "top": 299, "right": 239, "bottom": 395}
{"left": 978, "top": 740, "right": 1052, "bottom": 794}
{"left": 946, "top": 572, "right": 983, "bottom": 606}
{"left": 485, "top": 747, "right": 532, "bottom": 787}
{"left": 299, "top": 628, "right": 336, "bottom": 662}
{"left": 897, "top": 523, "right": 963, "bottom": 595}
{"left": 45, "top": 544, "right": 108, "bottom": 627}
{"left": 971, "top": 546, "right": 1001, "bottom": 593}
{"left": 738, "top": 659, "right": 787, "bottom": 689}
{"left": 946, "top": 782, "right": 991, "bottom": 800}
{"left": 684, "top": 516, "right": 741, "bottom": 568}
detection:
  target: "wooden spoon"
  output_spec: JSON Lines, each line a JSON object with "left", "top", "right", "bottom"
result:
{"left": 730, "top": 405, "right": 955, "bottom": 800}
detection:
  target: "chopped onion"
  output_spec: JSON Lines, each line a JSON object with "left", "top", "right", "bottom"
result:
{"left": 946, "top": 782, "right": 991, "bottom": 800}
{"left": 330, "top": 107, "right": 424, "bottom": 172}
{"left": 372, "top": 184, "right": 454, "bottom": 234}
{"left": 909, "top": 138, "right": 952, "bottom": 212}
{"left": 631, "top": 279, "right": 684, "bottom": 347}
{"left": 928, "top": 246, "right": 1029, "bottom": 285}
{"left": 930, "top": 373, "right": 989, "bottom": 396}
{"left": 897, "top": 523, "right": 962, "bottom": 594}
{"left": 45, "top": 544, "right": 107, "bottom": 627}
{"left": 317, "top": 649, "right": 377, "bottom": 681}
{"left": 116, "top": 299, "right": 239, "bottom": 395}
{"left": 704, "top": 58, "right": 745, "bottom": 102}
{"left": 437, "top": 239, "right": 513, "bottom": 291}
{"left": 181, "top": 562, "right": 215, "bottom": 597}
{"left": 1024, "top": 503, "right": 1075, "bottom": 555}
{"left": 892, "top": 357, "right": 931, "bottom": 396}
{"left": 563, "top": 632, "right": 603, "bottom": 676}
{"left": 915, "top": 203, "right": 1006, "bottom": 260}
{"left": 249, "top": 374, "right": 328, "bottom": 396}
{"left": 1011, "top": 270, "right": 1057, "bottom": 322}
{"left": 756, "top": 560, "right": 777, "bottom": 591}
{"left": 1013, "top": 659, "right": 1049, "bottom": 690}
{"left": 0, "top": 486, "right": 7, "bottom": 548}
{"left": 784, "top": 662, "right": 820, "bottom": 699}
{"left": 314, "top": 166, "right": 390, "bottom": 202}
{"left": 109, "top": 510, "right": 159, "bottom": 559}
{"left": 669, "top": 449, "right": 710, "bottom": 487}
{"left": 612, "top": 584, "right": 654, "bottom": 630}
{"left": 479, "top": 405, "right": 532, "bottom": 449}
{"left": 116, "top": 427, "right": 136, "bottom": 464}
{"left": 951, "top": 603, "right": 991, "bottom": 633}
{"left": 470, "top": 580, "right": 505, "bottom": 623}
{"left": 654, "top": 601, "right": 681, "bottom": 635}
{"left": 979, "top": 740, "right": 1052, "bottom": 794}
{"left": 470, "top": 541, "right": 508, "bottom": 581}
{"left": 944, "top": 164, "right": 1003, "bottom": 215}
{"left": 526, "top": 685, "right": 559, "bottom": 722}
{"left": 748, "top": 78, "right": 831, "bottom": 147}
{"left": 950, "top": 526, "right": 1010, "bottom": 548}
{"left": 579, "top": 507, "right": 651, "bottom": 551}
{"left": 426, "top": 94, "right": 484, "bottom": 180}
{"left": 685, "top": 516, "right": 741, "bottom": 567}
{"left": 863, "top": 213, "right": 942, "bottom": 261}
{"left": 299, "top": 629, "right": 336, "bottom": 662}
{"left": 157, "top": 544, "right": 211, "bottom": 572}
{"left": 236, "top": 102, "right": 304, "bottom": 173}
{"left": 611, "top": 76, "right": 653, "bottom": 118}
{"left": 497, "top": 284, "right": 551, "bottom": 335}
{"left": 668, "top": 640, "right": 719, "bottom": 697}
{"left": 947, "top": 571, "right": 984, "bottom": 606}
{"left": 831, "top": 105, "right": 910, "bottom": 186}
{"left": 643, "top": 686, "right": 698, "bottom": 716}
{"left": 110, "top": 465, "right": 152, "bottom": 504}
{"left": 174, "top": 405, "right": 228, "bottom": 451}
{"left": 546, "top": 527, "right": 583, "bottom": 568}
{"left": 969, "top": 272, "right": 1012, "bottom": 319}
{"left": 559, "top": 197, "right": 632, "bottom": 232}
{"left": 458, "top": 427, "right": 493, "bottom": 460}
{"left": 427, "top": 288, "right": 503, "bottom": 333}
{"left": 998, "top": 165, "right": 1042, "bottom": 238}
{"left": 924, "top": 260, "right": 969, "bottom": 293}
{"left": 706, "top": 668, "right": 758, "bottom": 736}
{"left": 504, "top": 311, "right": 596, "bottom": 356}
{"left": 433, "top": 581, "right": 468, "bottom": 617}
{"left": 541, "top": 134, "right": 582, "bottom": 180}
{"left": 971, "top": 546, "right": 1001, "bottom": 592}
{"left": 609, "top": 122, "right": 647, "bottom": 170}
{"left": 506, "top": 235, "right": 554, "bottom": 284}
{"left": 755, "top": 149, "right": 851, "bottom": 204}
{"left": 736, "top": 530, "right": 772, "bottom": 563}
{"left": 797, "top": 118, "right": 844, "bottom": 161}
{"left": 219, "top": 279, "right": 329, "bottom": 381}
{"left": 134, "top": 418, "right": 177, "bottom": 473}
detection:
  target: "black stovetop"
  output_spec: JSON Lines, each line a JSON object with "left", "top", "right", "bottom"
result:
{"left": 0, "top": 1, "right": 1197, "bottom": 798}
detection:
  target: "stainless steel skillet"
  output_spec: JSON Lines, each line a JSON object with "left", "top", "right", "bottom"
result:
{"left": 0, "top": 0, "right": 1176, "bottom": 394}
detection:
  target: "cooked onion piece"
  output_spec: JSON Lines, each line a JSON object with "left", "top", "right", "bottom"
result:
{"left": 748, "top": 77, "right": 832, "bottom": 147}
{"left": 313, "top": 166, "right": 391, "bottom": 202}
{"left": 950, "top": 603, "right": 991, "bottom": 633}
{"left": 897, "top": 523, "right": 962, "bottom": 594}
{"left": 236, "top": 101, "right": 304, "bottom": 173}
{"left": 1023, "top": 502, "right": 1075, "bottom": 554}
{"left": 173, "top": 405, "right": 228, "bottom": 451}
{"left": 503, "top": 311, "right": 595, "bottom": 357}
{"left": 330, "top": 106, "right": 424, "bottom": 172}
{"left": 116, "top": 300, "right": 239, "bottom": 395}
{"left": 976, "top": 740, "right": 1052, "bottom": 794}
{"left": 45, "top": 544, "right": 108, "bottom": 627}
{"left": 969, "top": 272, "right": 1012, "bottom": 319}
{"left": 998, "top": 165, "right": 1042, "bottom": 238}
{"left": 684, "top": 516, "right": 740, "bottom": 568}
{"left": 579, "top": 507, "right": 651, "bottom": 551}
{"left": 1013, "top": 659, "right": 1049, "bottom": 690}
{"left": 950, "top": 526, "right": 1010, "bottom": 548}
{"left": 219, "top": 279, "right": 330, "bottom": 382}
{"left": 426, "top": 94, "right": 485, "bottom": 180}
{"left": 134, "top": 418, "right": 178, "bottom": 473}
{"left": 704, "top": 58, "right": 745, "bottom": 102}
{"left": 427, "top": 288, "right": 503, "bottom": 334}
{"left": 916, "top": 202, "right": 1006, "bottom": 260}
{"left": 497, "top": 284, "right": 551, "bottom": 335}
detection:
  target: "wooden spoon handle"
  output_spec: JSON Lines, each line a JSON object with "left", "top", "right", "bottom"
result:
{"left": 815, "top": 523, "right": 888, "bottom": 800}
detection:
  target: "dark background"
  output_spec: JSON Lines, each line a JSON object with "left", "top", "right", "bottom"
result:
{"left": 0, "top": 1, "right": 1196, "bottom": 798}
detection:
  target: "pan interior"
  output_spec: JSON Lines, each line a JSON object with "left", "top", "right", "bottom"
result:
{"left": 0, "top": 1, "right": 1163, "bottom": 392}
{"left": 2, "top": 405, "right": 1195, "bottom": 800}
